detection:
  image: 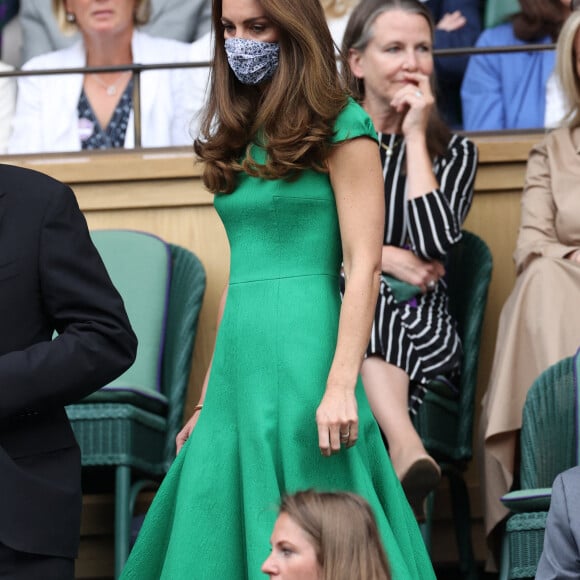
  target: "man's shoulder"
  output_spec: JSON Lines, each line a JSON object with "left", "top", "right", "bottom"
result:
{"left": 559, "top": 465, "right": 580, "bottom": 487}
{"left": 0, "top": 164, "right": 70, "bottom": 206}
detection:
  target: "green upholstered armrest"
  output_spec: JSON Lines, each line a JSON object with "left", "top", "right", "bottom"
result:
{"left": 501, "top": 488, "right": 552, "bottom": 513}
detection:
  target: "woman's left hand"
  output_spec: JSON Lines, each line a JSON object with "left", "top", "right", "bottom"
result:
{"left": 390, "top": 72, "right": 434, "bottom": 138}
{"left": 316, "top": 387, "right": 359, "bottom": 456}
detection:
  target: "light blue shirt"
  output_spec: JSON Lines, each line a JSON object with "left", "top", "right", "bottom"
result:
{"left": 461, "top": 23, "right": 555, "bottom": 131}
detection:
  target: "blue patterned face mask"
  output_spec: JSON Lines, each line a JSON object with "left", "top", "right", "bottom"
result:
{"left": 224, "top": 38, "right": 280, "bottom": 85}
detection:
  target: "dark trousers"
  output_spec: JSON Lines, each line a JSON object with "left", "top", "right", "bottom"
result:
{"left": 0, "top": 543, "right": 74, "bottom": 580}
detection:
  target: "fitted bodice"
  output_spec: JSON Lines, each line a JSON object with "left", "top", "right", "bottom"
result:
{"left": 215, "top": 159, "right": 342, "bottom": 285}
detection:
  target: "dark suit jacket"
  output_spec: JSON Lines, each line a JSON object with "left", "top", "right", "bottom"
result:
{"left": 536, "top": 466, "right": 580, "bottom": 579}
{"left": 0, "top": 164, "right": 137, "bottom": 558}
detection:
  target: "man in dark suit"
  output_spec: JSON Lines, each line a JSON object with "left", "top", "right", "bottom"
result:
{"left": 0, "top": 164, "right": 137, "bottom": 579}
{"left": 536, "top": 466, "right": 580, "bottom": 579}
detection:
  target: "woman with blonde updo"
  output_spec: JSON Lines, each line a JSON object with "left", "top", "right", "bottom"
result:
{"left": 9, "top": 0, "right": 206, "bottom": 153}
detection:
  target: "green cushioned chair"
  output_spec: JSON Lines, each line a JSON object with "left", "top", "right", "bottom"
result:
{"left": 498, "top": 354, "right": 578, "bottom": 580}
{"left": 484, "top": 0, "right": 519, "bottom": 29}
{"left": 65, "top": 230, "right": 206, "bottom": 579}
{"left": 412, "top": 230, "right": 493, "bottom": 580}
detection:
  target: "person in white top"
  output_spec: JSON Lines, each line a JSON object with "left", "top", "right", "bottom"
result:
{"left": 8, "top": 0, "right": 210, "bottom": 154}
{"left": 545, "top": 70, "right": 567, "bottom": 128}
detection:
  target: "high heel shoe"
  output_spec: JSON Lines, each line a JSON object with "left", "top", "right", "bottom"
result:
{"left": 399, "top": 455, "right": 441, "bottom": 522}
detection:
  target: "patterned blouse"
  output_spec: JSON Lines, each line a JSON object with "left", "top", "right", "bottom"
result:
{"left": 77, "top": 79, "right": 133, "bottom": 150}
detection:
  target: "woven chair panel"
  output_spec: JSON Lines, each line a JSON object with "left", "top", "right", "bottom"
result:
{"left": 447, "top": 231, "right": 493, "bottom": 460}
{"left": 67, "top": 403, "right": 166, "bottom": 472}
{"left": 506, "top": 512, "right": 548, "bottom": 579}
{"left": 161, "top": 244, "right": 206, "bottom": 470}
{"left": 520, "top": 357, "right": 576, "bottom": 490}
{"left": 413, "top": 393, "right": 458, "bottom": 460}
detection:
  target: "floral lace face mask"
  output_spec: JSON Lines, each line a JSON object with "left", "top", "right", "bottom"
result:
{"left": 224, "top": 37, "right": 280, "bottom": 85}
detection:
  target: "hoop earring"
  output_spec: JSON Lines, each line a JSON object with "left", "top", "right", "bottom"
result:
{"left": 66, "top": 12, "right": 76, "bottom": 23}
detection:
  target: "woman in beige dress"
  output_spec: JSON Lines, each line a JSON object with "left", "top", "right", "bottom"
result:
{"left": 479, "top": 9, "right": 580, "bottom": 568}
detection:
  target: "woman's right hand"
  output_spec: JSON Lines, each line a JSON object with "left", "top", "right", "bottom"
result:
{"left": 175, "top": 408, "right": 202, "bottom": 454}
{"left": 390, "top": 72, "right": 433, "bottom": 139}
{"left": 383, "top": 246, "right": 445, "bottom": 293}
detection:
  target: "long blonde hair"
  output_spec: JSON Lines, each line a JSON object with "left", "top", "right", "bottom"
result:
{"left": 556, "top": 10, "right": 580, "bottom": 128}
{"left": 279, "top": 490, "right": 391, "bottom": 580}
{"left": 194, "top": 0, "right": 348, "bottom": 194}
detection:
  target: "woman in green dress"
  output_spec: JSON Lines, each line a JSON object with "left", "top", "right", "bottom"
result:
{"left": 120, "top": 0, "right": 436, "bottom": 577}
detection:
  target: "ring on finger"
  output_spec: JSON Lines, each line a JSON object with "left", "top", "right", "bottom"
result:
{"left": 415, "top": 90, "right": 423, "bottom": 97}
{"left": 427, "top": 279, "right": 436, "bottom": 290}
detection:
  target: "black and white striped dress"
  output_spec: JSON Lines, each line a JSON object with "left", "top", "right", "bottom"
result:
{"left": 370, "top": 132, "right": 478, "bottom": 413}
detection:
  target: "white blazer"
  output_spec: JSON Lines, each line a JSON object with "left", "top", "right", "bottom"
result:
{"left": 8, "top": 30, "right": 211, "bottom": 154}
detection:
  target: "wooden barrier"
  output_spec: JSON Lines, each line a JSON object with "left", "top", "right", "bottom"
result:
{"left": 2, "top": 130, "right": 544, "bottom": 574}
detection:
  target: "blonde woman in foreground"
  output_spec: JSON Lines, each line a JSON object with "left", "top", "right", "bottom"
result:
{"left": 263, "top": 490, "right": 392, "bottom": 580}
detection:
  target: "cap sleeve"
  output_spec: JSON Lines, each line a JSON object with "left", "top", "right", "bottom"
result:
{"left": 332, "top": 98, "right": 378, "bottom": 144}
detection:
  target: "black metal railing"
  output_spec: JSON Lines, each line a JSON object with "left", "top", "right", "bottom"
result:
{"left": 0, "top": 41, "right": 555, "bottom": 149}
{"left": 0, "top": 60, "right": 211, "bottom": 148}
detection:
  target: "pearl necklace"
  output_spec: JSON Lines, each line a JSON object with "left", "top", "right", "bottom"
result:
{"left": 380, "top": 135, "right": 402, "bottom": 159}
{"left": 91, "top": 71, "right": 131, "bottom": 96}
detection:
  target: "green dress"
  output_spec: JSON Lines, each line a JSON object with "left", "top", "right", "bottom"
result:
{"left": 121, "top": 100, "right": 435, "bottom": 579}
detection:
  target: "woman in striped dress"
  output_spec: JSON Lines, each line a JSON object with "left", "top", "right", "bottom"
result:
{"left": 342, "top": 0, "right": 477, "bottom": 518}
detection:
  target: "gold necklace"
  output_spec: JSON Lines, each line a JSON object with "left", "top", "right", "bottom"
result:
{"left": 380, "top": 135, "right": 401, "bottom": 159}
{"left": 91, "top": 71, "right": 131, "bottom": 96}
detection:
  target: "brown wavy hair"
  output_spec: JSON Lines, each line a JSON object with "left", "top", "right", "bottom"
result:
{"left": 193, "top": 0, "right": 348, "bottom": 194}
{"left": 512, "top": 0, "right": 569, "bottom": 42}
{"left": 342, "top": 0, "right": 450, "bottom": 158}
{"left": 278, "top": 490, "right": 391, "bottom": 580}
